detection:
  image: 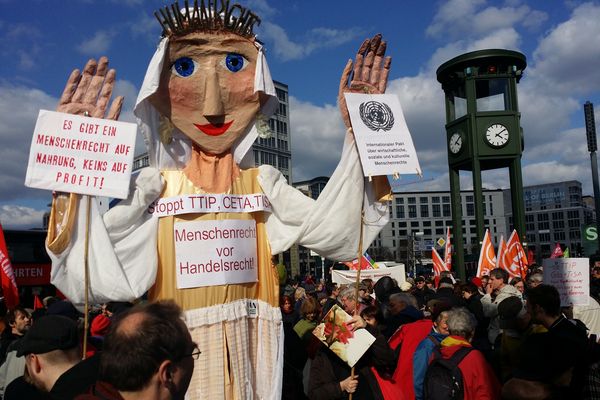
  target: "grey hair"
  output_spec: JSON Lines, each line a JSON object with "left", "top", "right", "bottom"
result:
{"left": 389, "top": 292, "right": 418, "bottom": 308}
{"left": 446, "top": 307, "right": 477, "bottom": 338}
{"left": 338, "top": 286, "right": 358, "bottom": 303}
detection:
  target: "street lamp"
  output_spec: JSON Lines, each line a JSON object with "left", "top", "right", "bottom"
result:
{"left": 408, "top": 231, "right": 424, "bottom": 277}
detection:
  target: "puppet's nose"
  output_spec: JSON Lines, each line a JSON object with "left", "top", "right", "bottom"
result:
{"left": 203, "top": 70, "right": 225, "bottom": 117}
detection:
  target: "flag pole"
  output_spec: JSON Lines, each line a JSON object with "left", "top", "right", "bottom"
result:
{"left": 349, "top": 207, "right": 365, "bottom": 400}
{"left": 82, "top": 195, "right": 91, "bottom": 359}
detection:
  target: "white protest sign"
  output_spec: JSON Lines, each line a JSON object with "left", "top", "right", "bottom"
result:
{"left": 543, "top": 258, "right": 590, "bottom": 306}
{"left": 174, "top": 219, "right": 258, "bottom": 288}
{"left": 344, "top": 93, "right": 421, "bottom": 177}
{"left": 149, "top": 193, "right": 272, "bottom": 217}
{"left": 24, "top": 110, "right": 137, "bottom": 199}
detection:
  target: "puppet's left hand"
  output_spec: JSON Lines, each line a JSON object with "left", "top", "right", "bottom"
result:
{"left": 338, "top": 34, "right": 392, "bottom": 129}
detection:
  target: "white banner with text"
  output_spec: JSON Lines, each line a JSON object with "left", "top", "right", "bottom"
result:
{"left": 149, "top": 193, "right": 272, "bottom": 217}
{"left": 25, "top": 110, "right": 136, "bottom": 199}
{"left": 174, "top": 219, "right": 258, "bottom": 289}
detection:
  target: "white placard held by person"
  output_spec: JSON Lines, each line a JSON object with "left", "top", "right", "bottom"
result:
{"left": 543, "top": 257, "right": 590, "bottom": 306}
{"left": 174, "top": 219, "right": 258, "bottom": 289}
{"left": 24, "top": 110, "right": 137, "bottom": 199}
{"left": 344, "top": 93, "right": 421, "bottom": 177}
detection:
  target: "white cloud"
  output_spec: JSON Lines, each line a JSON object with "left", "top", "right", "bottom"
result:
{"left": 77, "top": 30, "right": 116, "bottom": 55}
{"left": 259, "top": 22, "right": 363, "bottom": 61}
{"left": 530, "top": 2, "right": 600, "bottom": 96}
{"left": 0, "top": 205, "right": 46, "bottom": 230}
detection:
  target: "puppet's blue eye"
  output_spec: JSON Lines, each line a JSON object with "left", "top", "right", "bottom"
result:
{"left": 172, "top": 57, "right": 197, "bottom": 77}
{"left": 223, "top": 53, "right": 248, "bottom": 72}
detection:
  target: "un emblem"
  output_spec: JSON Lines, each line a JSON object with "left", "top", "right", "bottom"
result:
{"left": 359, "top": 101, "right": 394, "bottom": 132}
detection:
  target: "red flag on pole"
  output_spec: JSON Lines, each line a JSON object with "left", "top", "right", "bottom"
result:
{"left": 550, "top": 243, "right": 564, "bottom": 259}
{"left": 0, "top": 223, "right": 19, "bottom": 309}
{"left": 476, "top": 229, "right": 496, "bottom": 278}
{"left": 444, "top": 227, "right": 452, "bottom": 271}
{"left": 499, "top": 230, "right": 528, "bottom": 279}
{"left": 432, "top": 248, "right": 447, "bottom": 277}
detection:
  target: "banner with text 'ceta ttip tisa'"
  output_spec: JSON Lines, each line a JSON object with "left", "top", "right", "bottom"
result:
{"left": 24, "top": 110, "right": 137, "bottom": 199}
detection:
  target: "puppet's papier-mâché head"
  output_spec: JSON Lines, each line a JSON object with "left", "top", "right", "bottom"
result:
{"left": 134, "top": 0, "right": 277, "bottom": 169}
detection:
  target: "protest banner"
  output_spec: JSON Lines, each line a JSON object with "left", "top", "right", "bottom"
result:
{"left": 344, "top": 93, "right": 421, "bottom": 177}
{"left": 25, "top": 110, "right": 137, "bottom": 199}
{"left": 331, "top": 264, "right": 406, "bottom": 286}
{"left": 543, "top": 258, "right": 589, "bottom": 306}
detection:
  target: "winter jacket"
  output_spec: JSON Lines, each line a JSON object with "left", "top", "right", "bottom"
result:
{"left": 439, "top": 336, "right": 501, "bottom": 400}
{"left": 413, "top": 330, "right": 448, "bottom": 400}
{"left": 481, "top": 284, "right": 522, "bottom": 344}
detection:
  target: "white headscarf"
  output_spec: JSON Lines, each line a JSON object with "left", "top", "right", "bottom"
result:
{"left": 134, "top": 37, "right": 278, "bottom": 170}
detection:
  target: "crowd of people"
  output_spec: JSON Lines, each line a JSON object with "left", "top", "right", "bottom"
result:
{"left": 279, "top": 265, "right": 600, "bottom": 399}
{"left": 0, "top": 263, "right": 598, "bottom": 399}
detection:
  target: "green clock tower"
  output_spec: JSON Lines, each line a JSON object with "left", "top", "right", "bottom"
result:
{"left": 436, "top": 49, "right": 527, "bottom": 280}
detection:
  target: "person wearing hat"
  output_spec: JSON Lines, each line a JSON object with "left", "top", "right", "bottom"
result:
{"left": 412, "top": 276, "right": 435, "bottom": 309}
{"left": 5, "top": 315, "right": 99, "bottom": 400}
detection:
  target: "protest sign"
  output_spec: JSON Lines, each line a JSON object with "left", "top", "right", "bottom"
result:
{"left": 543, "top": 258, "right": 589, "bottom": 306}
{"left": 174, "top": 219, "right": 258, "bottom": 288}
{"left": 344, "top": 93, "right": 421, "bottom": 177}
{"left": 331, "top": 265, "right": 406, "bottom": 286}
{"left": 25, "top": 110, "right": 137, "bottom": 199}
{"left": 312, "top": 304, "right": 375, "bottom": 367}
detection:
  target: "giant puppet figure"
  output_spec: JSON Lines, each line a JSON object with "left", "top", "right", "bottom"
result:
{"left": 45, "top": 1, "right": 391, "bottom": 398}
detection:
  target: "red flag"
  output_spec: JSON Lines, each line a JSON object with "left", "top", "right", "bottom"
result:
{"left": 550, "top": 243, "right": 564, "bottom": 259}
{"left": 444, "top": 227, "right": 452, "bottom": 271}
{"left": 432, "top": 248, "right": 447, "bottom": 277}
{"left": 476, "top": 229, "right": 496, "bottom": 278}
{"left": 344, "top": 252, "right": 377, "bottom": 270}
{"left": 34, "top": 295, "right": 44, "bottom": 310}
{"left": 500, "top": 230, "right": 528, "bottom": 279}
{"left": 496, "top": 235, "right": 507, "bottom": 269}
{"left": 0, "top": 223, "right": 19, "bottom": 309}
{"left": 527, "top": 248, "right": 535, "bottom": 266}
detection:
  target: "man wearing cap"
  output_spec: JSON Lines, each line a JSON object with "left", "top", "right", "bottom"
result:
{"left": 6, "top": 315, "right": 99, "bottom": 400}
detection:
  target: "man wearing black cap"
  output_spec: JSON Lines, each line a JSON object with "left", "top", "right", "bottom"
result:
{"left": 5, "top": 315, "right": 99, "bottom": 400}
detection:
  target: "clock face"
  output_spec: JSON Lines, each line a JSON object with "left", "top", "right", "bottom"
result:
{"left": 485, "top": 124, "right": 509, "bottom": 147}
{"left": 449, "top": 132, "right": 463, "bottom": 154}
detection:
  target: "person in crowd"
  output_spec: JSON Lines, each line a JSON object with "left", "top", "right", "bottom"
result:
{"left": 510, "top": 277, "right": 525, "bottom": 294}
{"left": 360, "top": 305, "right": 383, "bottom": 330}
{"left": 0, "top": 306, "right": 30, "bottom": 365}
{"left": 86, "top": 313, "right": 112, "bottom": 358}
{"left": 496, "top": 296, "right": 546, "bottom": 382}
{"left": 281, "top": 295, "right": 299, "bottom": 326}
{"left": 383, "top": 292, "right": 422, "bottom": 338}
{"left": 78, "top": 300, "right": 195, "bottom": 400}
{"left": 480, "top": 276, "right": 490, "bottom": 295}
{"left": 504, "top": 284, "right": 589, "bottom": 398}
{"left": 412, "top": 301, "right": 451, "bottom": 400}
{"left": 338, "top": 286, "right": 367, "bottom": 316}
{"left": 321, "top": 283, "right": 341, "bottom": 318}
{"left": 412, "top": 276, "right": 435, "bottom": 310}
{"left": 400, "top": 281, "right": 413, "bottom": 292}
{"left": 308, "top": 312, "right": 395, "bottom": 399}
{"left": 526, "top": 271, "right": 543, "bottom": 290}
{"left": 481, "top": 268, "right": 522, "bottom": 346}
{"left": 294, "top": 297, "right": 321, "bottom": 341}
{"left": 425, "top": 277, "right": 435, "bottom": 292}
{"left": 5, "top": 315, "right": 99, "bottom": 399}
{"left": 283, "top": 279, "right": 300, "bottom": 298}
{"left": 294, "top": 287, "right": 307, "bottom": 314}
{"left": 358, "top": 283, "right": 375, "bottom": 308}
{"left": 373, "top": 276, "right": 400, "bottom": 319}
{"left": 436, "top": 307, "right": 501, "bottom": 399}
{"left": 362, "top": 279, "right": 375, "bottom": 295}
{"left": 460, "top": 282, "right": 490, "bottom": 352}
{"left": 0, "top": 307, "right": 32, "bottom": 396}
{"left": 433, "top": 277, "right": 464, "bottom": 308}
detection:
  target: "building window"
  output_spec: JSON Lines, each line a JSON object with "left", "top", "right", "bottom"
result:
{"left": 424, "top": 229, "right": 432, "bottom": 235}
{"left": 275, "top": 87, "right": 287, "bottom": 102}
{"left": 539, "top": 233, "right": 550, "bottom": 242}
{"left": 398, "top": 221, "right": 407, "bottom": 227}
{"left": 278, "top": 103, "right": 287, "bottom": 116}
{"left": 435, "top": 220, "right": 444, "bottom": 227}
{"left": 423, "top": 221, "right": 431, "bottom": 227}
{"left": 409, "top": 205, "right": 417, "bottom": 218}
{"left": 432, "top": 196, "right": 440, "bottom": 203}
{"left": 411, "top": 221, "right": 419, "bottom": 228}
{"left": 538, "top": 221, "right": 549, "bottom": 230}
{"left": 420, "top": 205, "right": 429, "bottom": 218}
{"left": 466, "top": 195, "right": 473, "bottom": 202}
{"left": 420, "top": 197, "right": 428, "bottom": 204}
{"left": 443, "top": 204, "right": 451, "bottom": 217}
{"left": 553, "top": 231, "right": 566, "bottom": 241}
{"left": 537, "top": 214, "right": 549, "bottom": 222}
{"left": 553, "top": 220, "right": 565, "bottom": 230}
{"left": 399, "top": 229, "right": 407, "bottom": 236}
{"left": 436, "top": 228, "right": 444, "bottom": 235}
{"left": 552, "top": 211, "right": 564, "bottom": 220}
{"left": 396, "top": 206, "right": 405, "bottom": 219}
{"left": 442, "top": 196, "right": 450, "bottom": 203}
{"left": 433, "top": 204, "right": 441, "bottom": 218}
{"left": 395, "top": 197, "right": 404, "bottom": 204}
{"left": 570, "top": 230, "right": 581, "bottom": 239}
{"left": 466, "top": 203, "right": 474, "bottom": 217}
{"left": 408, "top": 197, "right": 416, "bottom": 204}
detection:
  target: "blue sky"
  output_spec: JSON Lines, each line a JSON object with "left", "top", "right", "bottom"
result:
{"left": 1, "top": 0, "right": 600, "bottom": 229}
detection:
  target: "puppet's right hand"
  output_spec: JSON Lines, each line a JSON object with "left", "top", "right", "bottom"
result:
{"left": 57, "top": 57, "right": 123, "bottom": 120}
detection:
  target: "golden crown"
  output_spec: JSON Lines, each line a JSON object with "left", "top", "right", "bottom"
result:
{"left": 154, "top": 0, "right": 261, "bottom": 38}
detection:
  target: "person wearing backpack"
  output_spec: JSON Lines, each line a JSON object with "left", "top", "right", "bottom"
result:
{"left": 423, "top": 307, "right": 500, "bottom": 400}
{"left": 412, "top": 301, "right": 452, "bottom": 400}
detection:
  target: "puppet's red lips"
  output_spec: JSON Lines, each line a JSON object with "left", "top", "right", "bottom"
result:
{"left": 194, "top": 121, "right": 233, "bottom": 136}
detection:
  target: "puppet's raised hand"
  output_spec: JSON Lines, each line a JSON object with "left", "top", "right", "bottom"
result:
{"left": 57, "top": 57, "right": 123, "bottom": 120}
{"left": 338, "top": 34, "right": 392, "bottom": 129}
